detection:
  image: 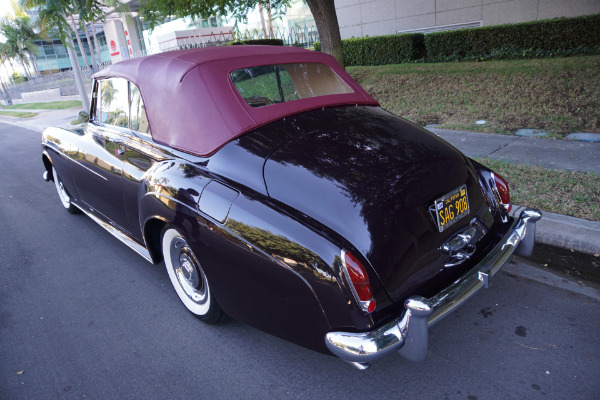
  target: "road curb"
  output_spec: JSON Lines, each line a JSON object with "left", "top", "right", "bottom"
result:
{"left": 511, "top": 205, "right": 600, "bottom": 255}
{"left": 503, "top": 256, "right": 600, "bottom": 301}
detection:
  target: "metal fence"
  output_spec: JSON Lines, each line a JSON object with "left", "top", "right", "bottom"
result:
{"left": 5, "top": 68, "right": 93, "bottom": 102}
{"left": 237, "top": 25, "right": 319, "bottom": 47}
{"left": 3, "top": 25, "right": 320, "bottom": 103}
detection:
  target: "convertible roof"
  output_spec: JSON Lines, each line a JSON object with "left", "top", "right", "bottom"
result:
{"left": 93, "top": 46, "right": 379, "bottom": 157}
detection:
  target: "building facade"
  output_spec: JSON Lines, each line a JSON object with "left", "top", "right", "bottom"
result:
{"left": 335, "top": 0, "right": 600, "bottom": 38}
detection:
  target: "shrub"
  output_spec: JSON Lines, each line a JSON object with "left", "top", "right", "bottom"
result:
{"left": 425, "top": 14, "right": 600, "bottom": 62}
{"left": 342, "top": 34, "right": 425, "bottom": 66}
{"left": 314, "top": 34, "right": 425, "bottom": 66}
{"left": 230, "top": 39, "right": 284, "bottom": 46}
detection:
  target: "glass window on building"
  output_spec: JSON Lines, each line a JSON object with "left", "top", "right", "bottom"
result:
{"left": 44, "top": 45, "right": 55, "bottom": 56}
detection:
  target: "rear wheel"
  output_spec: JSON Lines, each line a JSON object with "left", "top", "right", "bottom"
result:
{"left": 52, "top": 166, "right": 79, "bottom": 214}
{"left": 162, "top": 228, "right": 225, "bottom": 324}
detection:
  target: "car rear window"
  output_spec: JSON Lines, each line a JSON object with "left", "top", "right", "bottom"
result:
{"left": 230, "top": 63, "right": 354, "bottom": 108}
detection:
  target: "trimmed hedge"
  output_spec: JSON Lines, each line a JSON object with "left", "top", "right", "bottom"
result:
{"left": 315, "top": 33, "right": 425, "bottom": 66}
{"left": 230, "top": 39, "right": 284, "bottom": 46}
{"left": 316, "top": 14, "right": 600, "bottom": 66}
{"left": 425, "top": 14, "right": 600, "bottom": 62}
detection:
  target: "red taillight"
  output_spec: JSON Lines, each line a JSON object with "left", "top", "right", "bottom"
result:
{"left": 343, "top": 251, "right": 376, "bottom": 313}
{"left": 493, "top": 172, "right": 512, "bottom": 212}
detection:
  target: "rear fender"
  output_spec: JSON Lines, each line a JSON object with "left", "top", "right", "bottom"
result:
{"left": 139, "top": 165, "right": 372, "bottom": 353}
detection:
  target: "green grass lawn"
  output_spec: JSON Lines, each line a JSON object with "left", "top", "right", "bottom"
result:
{"left": 3, "top": 100, "right": 82, "bottom": 110}
{"left": 0, "top": 111, "right": 38, "bottom": 118}
{"left": 348, "top": 55, "right": 600, "bottom": 137}
{"left": 476, "top": 158, "right": 600, "bottom": 222}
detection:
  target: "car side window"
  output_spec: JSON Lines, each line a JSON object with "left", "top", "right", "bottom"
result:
{"left": 100, "top": 78, "right": 129, "bottom": 128}
{"left": 130, "top": 84, "right": 150, "bottom": 134}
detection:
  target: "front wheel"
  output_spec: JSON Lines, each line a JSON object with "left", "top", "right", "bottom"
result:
{"left": 52, "top": 166, "right": 80, "bottom": 214}
{"left": 162, "top": 228, "right": 225, "bottom": 324}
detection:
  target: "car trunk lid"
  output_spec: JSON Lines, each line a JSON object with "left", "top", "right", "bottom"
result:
{"left": 263, "top": 106, "right": 492, "bottom": 305}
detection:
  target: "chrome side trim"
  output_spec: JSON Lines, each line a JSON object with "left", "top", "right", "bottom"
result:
{"left": 74, "top": 160, "right": 109, "bottom": 181}
{"left": 79, "top": 207, "right": 153, "bottom": 263}
{"left": 325, "top": 208, "right": 542, "bottom": 365}
{"left": 339, "top": 249, "right": 373, "bottom": 313}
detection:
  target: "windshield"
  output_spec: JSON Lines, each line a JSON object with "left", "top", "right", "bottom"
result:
{"left": 230, "top": 63, "right": 354, "bottom": 108}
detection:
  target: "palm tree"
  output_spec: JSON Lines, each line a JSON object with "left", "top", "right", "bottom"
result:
{"left": 13, "top": 15, "right": 41, "bottom": 78}
{"left": 23, "top": 0, "right": 97, "bottom": 71}
{"left": 0, "top": 17, "right": 39, "bottom": 80}
{"left": 101, "top": 79, "right": 115, "bottom": 108}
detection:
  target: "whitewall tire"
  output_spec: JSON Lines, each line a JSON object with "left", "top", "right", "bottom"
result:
{"left": 52, "top": 166, "right": 79, "bottom": 214}
{"left": 162, "top": 228, "right": 224, "bottom": 323}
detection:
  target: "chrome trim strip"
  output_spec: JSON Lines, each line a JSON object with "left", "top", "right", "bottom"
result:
{"left": 325, "top": 208, "right": 542, "bottom": 365}
{"left": 74, "top": 160, "right": 109, "bottom": 181}
{"left": 339, "top": 249, "right": 373, "bottom": 313}
{"left": 42, "top": 141, "right": 109, "bottom": 182}
{"left": 79, "top": 206, "right": 153, "bottom": 263}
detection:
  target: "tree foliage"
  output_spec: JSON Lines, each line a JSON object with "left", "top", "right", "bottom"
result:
{"left": 21, "top": 0, "right": 105, "bottom": 46}
{"left": 139, "top": 0, "right": 344, "bottom": 67}
{"left": 0, "top": 14, "right": 40, "bottom": 79}
{"left": 139, "top": 0, "right": 290, "bottom": 31}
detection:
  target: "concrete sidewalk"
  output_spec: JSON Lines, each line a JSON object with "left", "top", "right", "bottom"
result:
{"left": 430, "top": 128, "right": 600, "bottom": 174}
{"left": 432, "top": 128, "right": 600, "bottom": 255}
{"left": 0, "top": 106, "right": 84, "bottom": 133}
{"left": 1, "top": 107, "right": 599, "bottom": 256}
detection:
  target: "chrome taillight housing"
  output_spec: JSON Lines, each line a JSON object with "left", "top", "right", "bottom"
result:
{"left": 341, "top": 250, "right": 376, "bottom": 313}
{"left": 492, "top": 172, "right": 512, "bottom": 213}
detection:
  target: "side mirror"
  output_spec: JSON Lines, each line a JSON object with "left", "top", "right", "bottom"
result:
{"left": 78, "top": 111, "right": 90, "bottom": 123}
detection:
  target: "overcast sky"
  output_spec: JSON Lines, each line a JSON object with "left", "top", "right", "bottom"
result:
{"left": 0, "top": 0, "right": 14, "bottom": 19}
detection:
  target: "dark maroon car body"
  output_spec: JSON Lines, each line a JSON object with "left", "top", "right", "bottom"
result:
{"left": 41, "top": 46, "right": 540, "bottom": 368}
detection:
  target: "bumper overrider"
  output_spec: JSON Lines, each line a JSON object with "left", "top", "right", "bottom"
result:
{"left": 325, "top": 208, "right": 542, "bottom": 369}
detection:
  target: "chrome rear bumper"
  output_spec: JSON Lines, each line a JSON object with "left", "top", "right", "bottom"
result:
{"left": 325, "top": 208, "right": 542, "bottom": 368}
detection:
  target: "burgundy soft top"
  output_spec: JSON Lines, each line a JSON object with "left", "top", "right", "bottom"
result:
{"left": 93, "top": 46, "right": 379, "bottom": 157}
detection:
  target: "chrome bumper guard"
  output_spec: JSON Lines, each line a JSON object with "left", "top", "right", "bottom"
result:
{"left": 325, "top": 208, "right": 542, "bottom": 368}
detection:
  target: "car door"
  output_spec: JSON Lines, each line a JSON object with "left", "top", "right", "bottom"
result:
{"left": 119, "top": 83, "right": 164, "bottom": 242}
{"left": 72, "top": 77, "right": 130, "bottom": 233}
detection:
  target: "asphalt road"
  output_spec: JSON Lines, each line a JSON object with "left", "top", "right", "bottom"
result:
{"left": 1, "top": 122, "right": 599, "bottom": 400}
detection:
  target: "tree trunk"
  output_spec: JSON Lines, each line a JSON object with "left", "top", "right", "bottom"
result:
{"left": 266, "top": 1, "right": 274, "bottom": 39}
{"left": 91, "top": 22, "right": 102, "bottom": 65}
{"left": 83, "top": 23, "right": 98, "bottom": 72}
{"left": 6, "top": 58, "right": 17, "bottom": 83}
{"left": 0, "top": 63, "right": 12, "bottom": 85}
{"left": 0, "top": 72, "right": 13, "bottom": 105}
{"left": 0, "top": 77, "right": 13, "bottom": 105}
{"left": 306, "top": 0, "right": 344, "bottom": 68}
{"left": 30, "top": 52, "right": 41, "bottom": 78}
{"left": 70, "top": 14, "right": 92, "bottom": 72}
{"left": 20, "top": 57, "right": 32, "bottom": 80}
{"left": 258, "top": 3, "right": 268, "bottom": 39}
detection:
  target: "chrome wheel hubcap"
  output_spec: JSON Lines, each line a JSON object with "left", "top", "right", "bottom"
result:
{"left": 53, "top": 167, "right": 71, "bottom": 209}
{"left": 170, "top": 238, "right": 207, "bottom": 305}
{"left": 58, "top": 181, "right": 70, "bottom": 203}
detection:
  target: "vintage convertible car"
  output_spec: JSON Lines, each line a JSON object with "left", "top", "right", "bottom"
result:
{"left": 41, "top": 46, "right": 541, "bottom": 369}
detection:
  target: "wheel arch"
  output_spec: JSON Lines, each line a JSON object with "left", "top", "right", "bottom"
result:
{"left": 142, "top": 216, "right": 168, "bottom": 264}
{"left": 42, "top": 149, "right": 54, "bottom": 181}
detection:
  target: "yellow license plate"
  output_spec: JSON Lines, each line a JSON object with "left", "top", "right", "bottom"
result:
{"left": 434, "top": 185, "right": 470, "bottom": 232}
